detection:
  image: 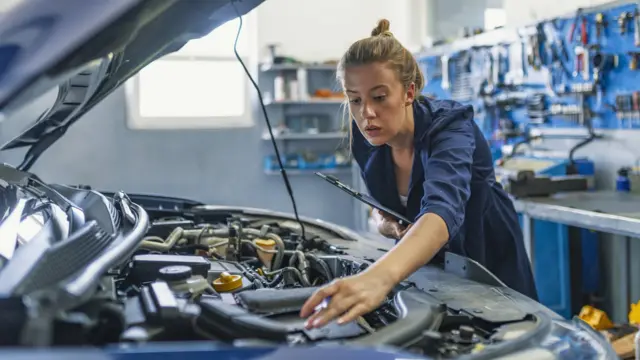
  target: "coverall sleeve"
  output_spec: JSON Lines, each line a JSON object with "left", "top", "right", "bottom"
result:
{"left": 416, "top": 101, "right": 475, "bottom": 240}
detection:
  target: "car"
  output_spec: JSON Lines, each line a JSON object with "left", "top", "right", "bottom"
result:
{"left": 0, "top": 1, "right": 618, "bottom": 359}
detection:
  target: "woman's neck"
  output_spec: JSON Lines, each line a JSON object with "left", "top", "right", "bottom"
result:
{"left": 387, "top": 105, "right": 415, "bottom": 150}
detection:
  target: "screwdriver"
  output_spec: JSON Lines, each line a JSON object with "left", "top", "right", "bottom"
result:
{"left": 581, "top": 16, "right": 588, "bottom": 45}
{"left": 631, "top": 91, "right": 640, "bottom": 122}
{"left": 636, "top": 10, "right": 640, "bottom": 46}
{"left": 595, "top": 13, "right": 606, "bottom": 39}
{"left": 626, "top": 95, "right": 633, "bottom": 127}
{"left": 568, "top": 8, "right": 584, "bottom": 42}
{"left": 616, "top": 95, "right": 625, "bottom": 127}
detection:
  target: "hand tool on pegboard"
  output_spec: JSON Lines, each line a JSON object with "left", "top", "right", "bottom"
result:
{"left": 633, "top": 92, "right": 639, "bottom": 123}
{"left": 634, "top": 8, "right": 640, "bottom": 46}
{"left": 580, "top": 14, "right": 588, "bottom": 46}
{"left": 595, "top": 13, "right": 607, "bottom": 41}
{"left": 618, "top": 11, "right": 632, "bottom": 34}
{"left": 568, "top": 8, "right": 584, "bottom": 43}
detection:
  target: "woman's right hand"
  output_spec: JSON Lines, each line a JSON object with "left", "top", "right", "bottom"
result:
{"left": 374, "top": 209, "right": 411, "bottom": 240}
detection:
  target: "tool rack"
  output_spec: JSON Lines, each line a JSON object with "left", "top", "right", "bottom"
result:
{"left": 417, "top": 0, "right": 640, "bottom": 136}
{"left": 415, "top": 0, "right": 640, "bottom": 322}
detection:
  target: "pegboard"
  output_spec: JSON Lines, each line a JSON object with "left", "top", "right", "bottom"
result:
{"left": 416, "top": 0, "right": 640, "bottom": 149}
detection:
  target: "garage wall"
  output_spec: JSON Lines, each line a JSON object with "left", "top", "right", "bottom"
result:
{"left": 432, "top": 0, "right": 504, "bottom": 40}
{"left": 0, "top": 0, "right": 428, "bottom": 230}
{"left": 256, "top": 0, "right": 426, "bottom": 59}
{"left": 503, "top": 0, "right": 640, "bottom": 322}
{"left": 504, "top": 0, "right": 618, "bottom": 27}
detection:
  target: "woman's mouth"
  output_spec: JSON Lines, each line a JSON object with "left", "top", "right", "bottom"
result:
{"left": 364, "top": 125, "right": 382, "bottom": 137}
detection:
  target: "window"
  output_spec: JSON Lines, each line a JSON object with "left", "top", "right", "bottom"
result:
{"left": 484, "top": 8, "right": 506, "bottom": 30}
{"left": 126, "top": 13, "right": 257, "bottom": 130}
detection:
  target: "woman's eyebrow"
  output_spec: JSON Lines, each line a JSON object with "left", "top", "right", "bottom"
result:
{"left": 346, "top": 84, "right": 388, "bottom": 93}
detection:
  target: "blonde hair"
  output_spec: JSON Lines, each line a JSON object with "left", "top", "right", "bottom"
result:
{"left": 338, "top": 19, "right": 425, "bottom": 151}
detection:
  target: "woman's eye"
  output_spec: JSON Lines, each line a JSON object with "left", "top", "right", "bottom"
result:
{"left": 349, "top": 98, "right": 361, "bottom": 105}
{"left": 374, "top": 95, "right": 386, "bottom": 102}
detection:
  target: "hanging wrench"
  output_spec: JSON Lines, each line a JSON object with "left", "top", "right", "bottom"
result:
{"left": 574, "top": 46, "right": 588, "bottom": 79}
{"left": 441, "top": 55, "right": 450, "bottom": 90}
{"left": 634, "top": 9, "right": 640, "bottom": 46}
{"left": 491, "top": 46, "right": 503, "bottom": 86}
{"left": 582, "top": 47, "right": 591, "bottom": 81}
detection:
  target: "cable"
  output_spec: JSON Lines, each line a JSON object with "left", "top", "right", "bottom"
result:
{"left": 568, "top": 94, "right": 603, "bottom": 172}
{"left": 230, "top": 2, "right": 307, "bottom": 242}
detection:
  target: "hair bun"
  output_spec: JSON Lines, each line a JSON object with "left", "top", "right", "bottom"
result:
{"left": 371, "top": 19, "right": 393, "bottom": 37}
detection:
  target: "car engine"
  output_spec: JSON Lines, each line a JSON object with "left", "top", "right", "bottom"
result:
{"left": 102, "top": 211, "right": 537, "bottom": 358}
{"left": 0, "top": 182, "right": 601, "bottom": 359}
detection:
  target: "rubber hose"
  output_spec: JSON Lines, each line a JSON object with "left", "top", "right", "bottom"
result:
{"left": 182, "top": 227, "right": 229, "bottom": 238}
{"left": 265, "top": 266, "right": 308, "bottom": 287}
{"left": 265, "top": 272, "right": 284, "bottom": 287}
{"left": 242, "top": 228, "right": 285, "bottom": 271}
{"left": 289, "top": 251, "right": 311, "bottom": 286}
{"left": 286, "top": 267, "right": 309, "bottom": 287}
{"left": 139, "top": 227, "right": 184, "bottom": 251}
{"left": 305, "top": 253, "right": 334, "bottom": 281}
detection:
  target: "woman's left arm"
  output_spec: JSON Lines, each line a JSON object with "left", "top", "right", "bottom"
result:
{"left": 367, "top": 101, "right": 476, "bottom": 286}
{"left": 300, "top": 101, "right": 476, "bottom": 328}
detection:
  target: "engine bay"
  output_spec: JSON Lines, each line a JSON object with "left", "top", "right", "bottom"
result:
{"left": 0, "top": 184, "right": 549, "bottom": 359}
{"left": 54, "top": 204, "right": 544, "bottom": 358}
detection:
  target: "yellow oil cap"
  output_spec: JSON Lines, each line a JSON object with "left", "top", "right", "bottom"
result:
{"left": 254, "top": 239, "right": 276, "bottom": 248}
{"left": 628, "top": 301, "right": 640, "bottom": 325}
{"left": 213, "top": 272, "right": 242, "bottom": 292}
{"left": 578, "top": 305, "right": 614, "bottom": 330}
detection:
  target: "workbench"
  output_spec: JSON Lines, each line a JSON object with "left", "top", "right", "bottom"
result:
{"left": 513, "top": 191, "right": 640, "bottom": 257}
{"left": 513, "top": 191, "right": 640, "bottom": 322}
{"left": 513, "top": 191, "right": 640, "bottom": 259}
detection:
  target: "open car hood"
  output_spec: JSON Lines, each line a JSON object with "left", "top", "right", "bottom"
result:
{"left": 0, "top": 0, "right": 263, "bottom": 168}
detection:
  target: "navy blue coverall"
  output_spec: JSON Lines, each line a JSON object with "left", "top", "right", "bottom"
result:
{"left": 351, "top": 97, "right": 538, "bottom": 301}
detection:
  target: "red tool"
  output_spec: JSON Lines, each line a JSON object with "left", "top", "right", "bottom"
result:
{"left": 568, "top": 9, "right": 583, "bottom": 42}
{"left": 581, "top": 16, "right": 588, "bottom": 45}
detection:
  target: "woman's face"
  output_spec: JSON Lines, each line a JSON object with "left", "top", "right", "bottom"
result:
{"left": 343, "top": 62, "right": 415, "bottom": 146}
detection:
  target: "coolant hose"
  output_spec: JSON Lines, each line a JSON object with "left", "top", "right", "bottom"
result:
{"left": 265, "top": 267, "right": 308, "bottom": 287}
{"left": 242, "top": 228, "right": 285, "bottom": 271}
{"left": 265, "top": 272, "right": 284, "bottom": 287}
{"left": 305, "top": 253, "right": 334, "bottom": 281}
{"left": 140, "top": 227, "right": 184, "bottom": 251}
{"left": 289, "top": 250, "right": 311, "bottom": 286}
{"left": 181, "top": 227, "right": 230, "bottom": 238}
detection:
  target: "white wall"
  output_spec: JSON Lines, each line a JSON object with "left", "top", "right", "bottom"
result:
{"left": 433, "top": 0, "right": 504, "bottom": 40}
{"left": 504, "top": 0, "right": 616, "bottom": 27}
{"left": 255, "top": 0, "right": 427, "bottom": 62}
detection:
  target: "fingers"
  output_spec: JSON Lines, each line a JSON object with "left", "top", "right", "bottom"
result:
{"left": 305, "top": 295, "right": 358, "bottom": 329}
{"left": 337, "top": 303, "right": 370, "bottom": 325}
{"left": 391, "top": 222, "right": 405, "bottom": 239}
{"left": 299, "top": 281, "right": 339, "bottom": 318}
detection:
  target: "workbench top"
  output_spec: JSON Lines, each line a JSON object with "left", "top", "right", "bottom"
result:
{"left": 512, "top": 191, "right": 640, "bottom": 237}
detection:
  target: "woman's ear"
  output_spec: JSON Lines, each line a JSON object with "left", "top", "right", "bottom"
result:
{"left": 405, "top": 83, "right": 416, "bottom": 106}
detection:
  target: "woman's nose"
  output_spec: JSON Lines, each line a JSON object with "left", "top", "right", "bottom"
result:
{"left": 361, "top": 101, "right": 376, "bottom": 119}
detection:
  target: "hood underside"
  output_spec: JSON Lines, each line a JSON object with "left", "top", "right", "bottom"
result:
{"left": 0, "top": 0, "right": 263, "bottom": 155}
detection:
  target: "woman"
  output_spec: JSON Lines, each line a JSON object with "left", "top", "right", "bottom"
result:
{"left": 300, "top": 19, "right": 537, "bottom": 329}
